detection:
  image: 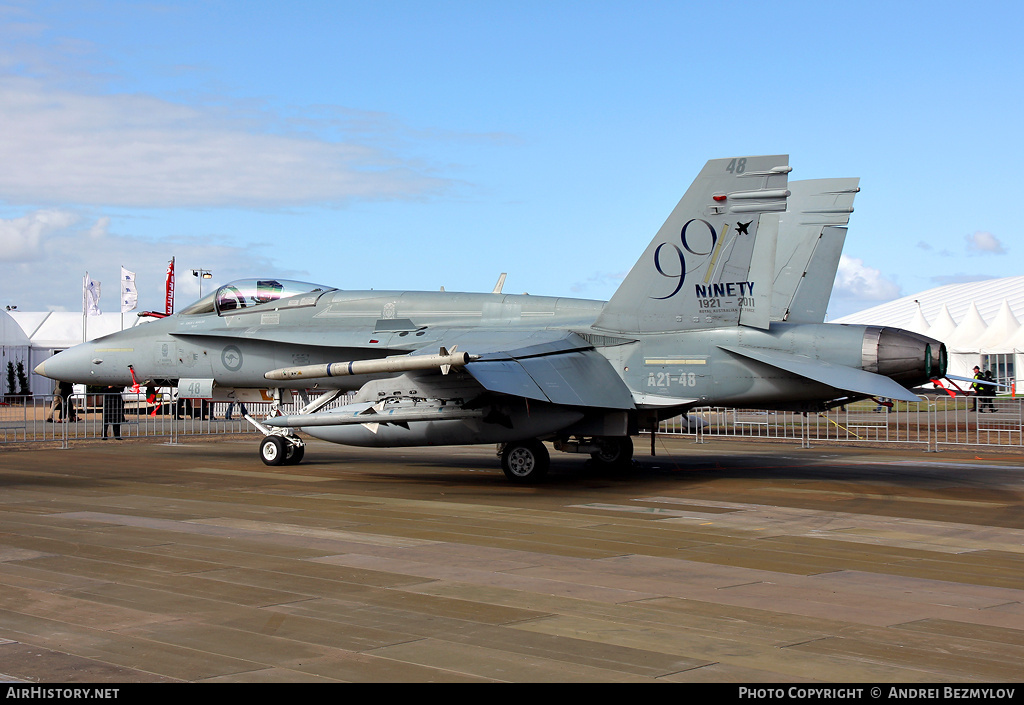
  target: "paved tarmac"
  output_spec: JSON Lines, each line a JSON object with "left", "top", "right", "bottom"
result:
{"left": 0, "top": 436, "right": 1022, "bottom": 682}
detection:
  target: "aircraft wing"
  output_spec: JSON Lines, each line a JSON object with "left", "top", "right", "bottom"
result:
{"left": 718, "top": 344, "right": 922, "bottom": 403}
{"left": 457, "top": 332, "right": 636, "bottom": 410}
{"left": 252, "top": 325, "right": 638, "bottom": 410}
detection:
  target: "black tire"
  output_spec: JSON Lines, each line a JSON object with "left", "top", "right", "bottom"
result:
{"left": 501, "top": 440, "right": 550, "bottom": 483}
{"left": 260, "top": 436, "right": 287, "bottom": 466}
{"left": 284, "top": 443, "right": 305, "bottom": 465}
{"left": 589, "top": 436, "right": 634, "bottom": 469}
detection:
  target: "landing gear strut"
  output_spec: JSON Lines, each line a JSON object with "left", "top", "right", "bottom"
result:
{"left": 248, "top": 388, "right": 342, "bottom": 466}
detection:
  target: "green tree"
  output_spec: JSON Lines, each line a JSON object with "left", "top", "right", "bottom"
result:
{"left": 15, "top": 360, "right": 30, "bottom": 396}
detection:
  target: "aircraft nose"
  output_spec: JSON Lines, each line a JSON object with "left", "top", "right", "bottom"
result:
{"left": 34, "top": 344, "right": 100, "bottom": 382}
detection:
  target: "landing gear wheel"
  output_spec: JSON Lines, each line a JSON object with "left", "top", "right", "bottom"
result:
{"left": 260, "top": 436, "right": 287, "bottom": 466}
{"left": 590, "top": 436, "right": 634, "bottom": 469}
{"left": 501, "top": 439, "right": 550, "bottom": 483}
{"left": 284, "top": 443, "right": 305, "bottom": 465}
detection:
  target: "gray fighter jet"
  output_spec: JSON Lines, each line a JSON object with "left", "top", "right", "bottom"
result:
{"left": 36, "top": 155, "right": 945, "bottom": 482}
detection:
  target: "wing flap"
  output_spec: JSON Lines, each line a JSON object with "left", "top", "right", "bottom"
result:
{"left": 718, "top": 344, "right": 921, "bottom": 403}
{"left": 463, "top": 359, "right": 551, "bottom": 402}
{"left": 465, "top": 335, "right": 635, "bottom": 410}
{"left": 517, "top": 349, "right": 635, "bottom": 409}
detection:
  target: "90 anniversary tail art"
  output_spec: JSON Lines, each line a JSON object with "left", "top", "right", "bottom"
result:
{"left": 36, "top": 156, "right": 945, "bottom": 482}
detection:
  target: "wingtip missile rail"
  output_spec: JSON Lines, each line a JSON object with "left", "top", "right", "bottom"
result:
{"left": 264, "top": 349, "right": 479, "bottom": 381}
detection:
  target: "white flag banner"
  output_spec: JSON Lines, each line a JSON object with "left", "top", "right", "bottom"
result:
{"left": 84, "top": 273, "right": 101, "bottom": 316}
{"left": 121, "top": 266, "right": 138, "bottom": 313}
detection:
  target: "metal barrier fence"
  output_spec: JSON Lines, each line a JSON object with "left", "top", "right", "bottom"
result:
{"left": 0, "top": 391, "right": 355, "bottom": 448}
{"left": 2, "top": 391, "right": 1023, "bottom": 452}
{"left": 654, "top": 395, "right": 1024, "bottom": 451}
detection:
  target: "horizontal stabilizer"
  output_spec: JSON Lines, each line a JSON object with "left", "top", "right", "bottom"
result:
{"left": 718, "top": 345, "right": 922, "bottom": 403}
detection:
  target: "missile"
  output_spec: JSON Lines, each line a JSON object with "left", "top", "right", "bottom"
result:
{"left": 264, "top": 348, "right": 478, "bottom": 381}
{"left": 265, "top": 402, "right": 484, "bottom": 428}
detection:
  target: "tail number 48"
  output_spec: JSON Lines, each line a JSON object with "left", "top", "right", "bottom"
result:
{"left": 726, "top": 158, "right": 747, "bottom": 174}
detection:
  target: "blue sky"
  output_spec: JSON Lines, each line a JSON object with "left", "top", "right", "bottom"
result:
{"left": 1, "top": 0, "right": 1021, "bottom": 319}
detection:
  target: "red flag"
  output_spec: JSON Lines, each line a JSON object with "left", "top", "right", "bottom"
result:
{"left": 165, "top": 257, "right": 175, "bottom": 315}
{"left": 932, "top": 378, "right": 961, "bottom": 398}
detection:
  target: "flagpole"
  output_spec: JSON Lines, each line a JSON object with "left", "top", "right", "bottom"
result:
{"left": 82, "top": 272, "right": 88, "bottom": 343}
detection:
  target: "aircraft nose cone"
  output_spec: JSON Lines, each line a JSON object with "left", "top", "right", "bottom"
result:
{"left": 34, "top": 344, "right": 99, "bottom": 383}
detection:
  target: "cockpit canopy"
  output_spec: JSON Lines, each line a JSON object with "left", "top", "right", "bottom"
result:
{"left": 178, "top": 279, "right": 333, "bottom": 316}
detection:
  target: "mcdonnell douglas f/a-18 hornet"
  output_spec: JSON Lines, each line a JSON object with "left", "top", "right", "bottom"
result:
{"left": 36, "top": 155, "right": 946, "bottom": 482}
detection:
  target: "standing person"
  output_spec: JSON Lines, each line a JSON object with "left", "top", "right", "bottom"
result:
{"left": 47, "top": 380, "right": 77, "bottom": 422}
{"left": 47, "top": 380, "right": 65, "bottom": 421}
{"left": 980, "top": 370, "right": 997, "bottom": 412}
{"left": 47, "top": 379, "right": 61, "bottom": 422}
{"left": 61, "top": 381, "right": 78, "bottom": 422}
{"left": 971, "top": 366, "right": 984, "bottom": 411}
{"left": 102, "top": 386, "right": 125, "bottom": 440}
{"left": 224, "top": 400, "right": 248, "bottom": 420}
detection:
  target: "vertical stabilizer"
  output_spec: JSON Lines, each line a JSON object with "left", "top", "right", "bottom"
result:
{"left": 739, "top": 211, "right": 778, "bottom": 330}
{"left": 771, "top": 178, "right": 859, "bottom": 323}
{"left": 594, "top": 155, "right": 790, "bottom": 334}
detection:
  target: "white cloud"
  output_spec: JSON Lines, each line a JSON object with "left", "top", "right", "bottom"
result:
{"left": 0, "top": 208, "right": 298, "bottom": 311}
{"left": 0, "top": 209, "right": 79, "bottom": 261}
{"left": 833, "top": 254, "right": 901, "bottom": 301}
{"left": 965, "top": 231, "right": 1006, "bottom": 254}
{"left": 0, "top": 76, "right": 451, "bottom": 209}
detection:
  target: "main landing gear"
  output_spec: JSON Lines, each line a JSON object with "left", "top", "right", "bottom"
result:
{"left": 587, "top": 436, "right": 634, "bottom": 469}
{"left": 498, "top": 435, "right": 635, "bottom": 483}
{"left": 499, "top": 439, "right": 550, "bottom": 483}
{"left": 497, "top": 440, "right": 548, "bottom": 483}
